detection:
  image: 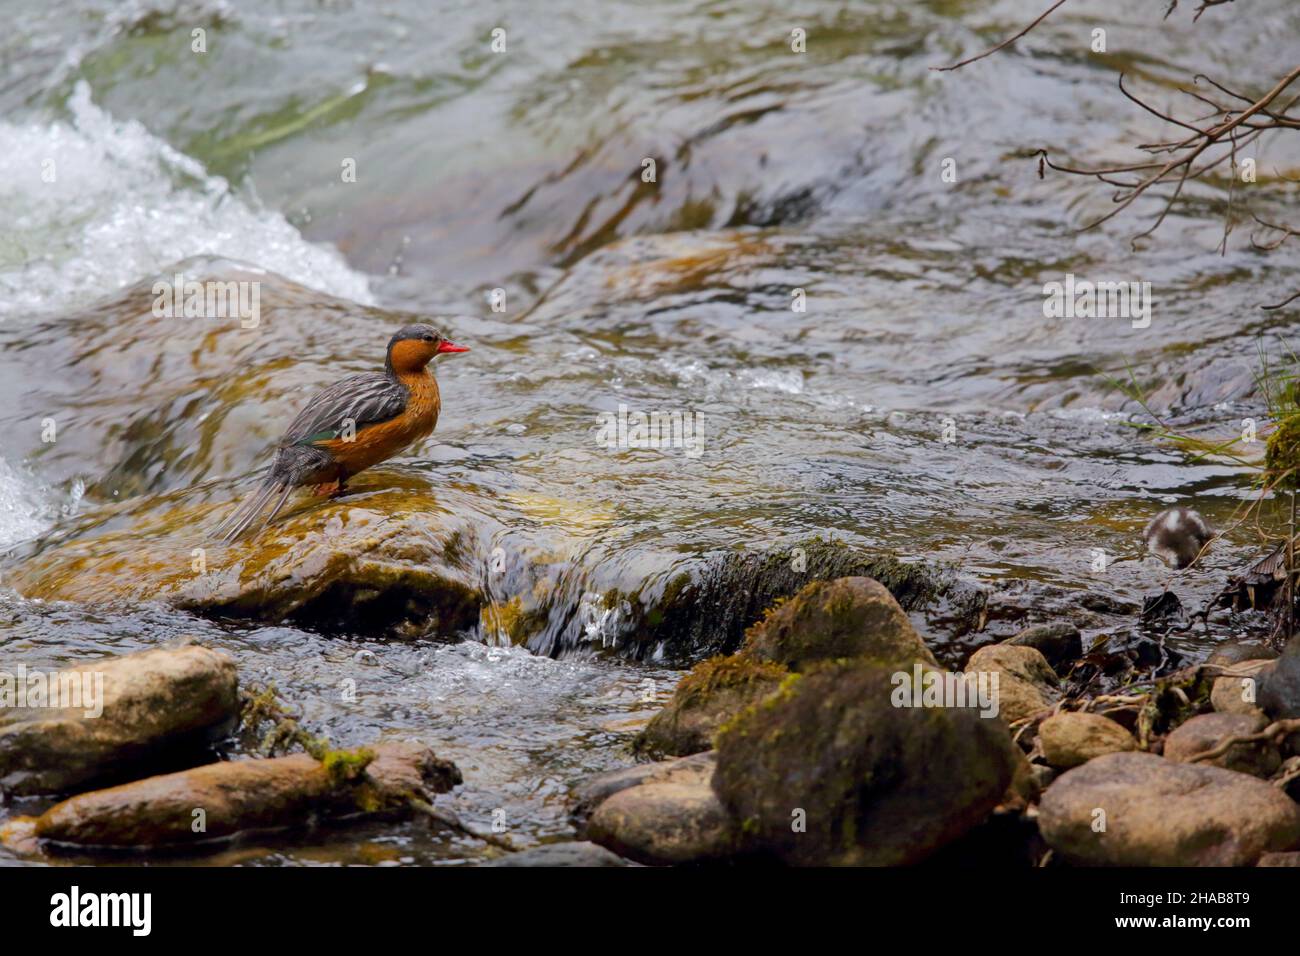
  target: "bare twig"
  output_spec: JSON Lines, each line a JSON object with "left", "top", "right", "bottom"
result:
{"left": 1185, "top": 717, "right": 1300, "bottom": 763}
{"left": 932, "top": 0, "right": 1069, "bottom": 72}
{"left": 1164, "top": 0, "right": 1237, "bottom": 22}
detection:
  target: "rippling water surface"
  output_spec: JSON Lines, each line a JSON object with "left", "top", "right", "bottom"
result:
{"left": 1, "top": 0, "right": 1298, "bottom": 864}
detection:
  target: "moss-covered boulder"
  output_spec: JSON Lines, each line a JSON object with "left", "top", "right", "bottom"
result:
{"left": 633, "top": 655, "right": 787, "bottom": 759}
{"left": 0, "top": 644, "right": 238, "bottom": 796}
{"left": 742, "top": 576, "right": 938, "bottom": 671}
{"left": 633, "top": 575, "right": 943, "bottom": 759}
{"left": 19, "top": 741, "right": 459, "bottom": 850}
{"left": 713, "top": 659, "right": 1019, "bottom": 865}
{"left": 612, "top": 539, "right": 984, "bottom": 663}
{"left": 1265, "top": 414, "right": 1300, "bottom": 490}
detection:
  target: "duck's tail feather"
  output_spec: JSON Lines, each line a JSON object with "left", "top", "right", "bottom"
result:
{"left": 213, "top": 479, "right": 295, "bottom": 543}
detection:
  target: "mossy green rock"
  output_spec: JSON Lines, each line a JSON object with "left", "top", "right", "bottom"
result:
{"left": 743, "top": 576, "right": 938, "bottom": 671}
{"left": 713, "top": 659, "right": 1019, "bottom": 865}
{"left": 633, "top": 655, "right": 787, "bottom": 759}
{"left": 1265, "top": 415, "right": 1300, "bottom": 490}
{"left": 619, "top": 539, "right": 984, "bottom": 663}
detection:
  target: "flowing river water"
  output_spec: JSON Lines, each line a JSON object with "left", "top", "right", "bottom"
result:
{"left": 0, "top": 0, "right": 1298, "bottom": 864}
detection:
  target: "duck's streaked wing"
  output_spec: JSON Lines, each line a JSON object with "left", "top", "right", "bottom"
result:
{"left": 280, "top": 373, "right": 409, "bottom": 446}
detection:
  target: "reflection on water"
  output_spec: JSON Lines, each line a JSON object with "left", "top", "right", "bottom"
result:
{"left": 1, "top": 0, "right": 1297, "bottom": 863}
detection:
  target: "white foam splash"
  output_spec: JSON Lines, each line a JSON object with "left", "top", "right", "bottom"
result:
{"left": 0, "top": 81, "right": 372, "bottom": 320}
{"left": 659, "top": 357, "right": 806, "bottom": 395}
{"left": 0, "top": 460, "right": 79, "bottom": 551}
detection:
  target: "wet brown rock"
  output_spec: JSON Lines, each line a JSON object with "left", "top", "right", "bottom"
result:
{"left": 2, "top": 479, "right": 483, "bottom": 639}
{"left": 1207, "top": 642, "right": 1278, "bottom": 668}
{"left": 999, "top": 749, "right": 1041, "bottom": 811}
{"left": 632, "top": 655, "right": 787, "bottom": 759}
{"left": 1039, "top": 752, "right": 1300, "bottom": 866}
{"left": 584, "top": 751, "right": 735, "bottom": 865}
{"left": 484, "top": 841, "right": 631, "bottom": 867}
{"left": 570, "top": 751, "right": 717, "bottom": 824}
{"left": 1260, "top": 639, "right": 1300, "bottom": 735}
{"left": 0, "top": 644, "right": 238, "bottom": 796}
{"left": 0, "top": 817, "right": 40, "bottom": 856}
{"left": 1038, "top": 712, "right": 1137, "bottom": 770}
{"left": 31, "top": 741, "right": 460, "bottom": 848}
{"left": 1258, "top": 851, "right": 1300, "bottom": 867}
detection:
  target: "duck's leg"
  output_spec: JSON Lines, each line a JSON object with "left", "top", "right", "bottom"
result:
{"left": 310, "top": 466, "right": 350, "bottom": 499}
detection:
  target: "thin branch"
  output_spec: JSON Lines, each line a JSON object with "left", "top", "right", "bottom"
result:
{"left": 1185, "top": 717, "right": 1300, "bottom": 764}
{"left": 932, "top": 0, "right": 1069, "bottom": 72}
{"left": 1262, "top": 290, "right": 1300, "bottom": 311}
{"left": 1035, "top": 67, "right": 1300, "bottom": 252}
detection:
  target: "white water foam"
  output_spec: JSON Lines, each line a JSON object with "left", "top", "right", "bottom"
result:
{"left": 0, "top": 460, "right": 81, "bottom": 551}
{"left": 0, "top": 81, "right": 372, "bottom": 320}
{"left": 662, "top": 358, "right": 806, "bottom": 395}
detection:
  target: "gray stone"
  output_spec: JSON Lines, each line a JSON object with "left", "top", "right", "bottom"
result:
{"left": 585, "top": 752, "right": 734, "bottom": 865}
{"left": 570, "top": 751, "right": 716, "bottom": 824}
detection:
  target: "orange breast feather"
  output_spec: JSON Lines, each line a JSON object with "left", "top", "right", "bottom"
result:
{"left": 318, "top": 372, "right": 440, "bottom": 475}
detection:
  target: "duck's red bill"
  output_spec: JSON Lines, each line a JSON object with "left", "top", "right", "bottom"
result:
{"left": 437, "top": 341, "right": 470, "bottom": 354}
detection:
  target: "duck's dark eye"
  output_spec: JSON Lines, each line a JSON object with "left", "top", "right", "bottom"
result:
{"left": 422, "top": 333, "right": 435, "bottom": 342}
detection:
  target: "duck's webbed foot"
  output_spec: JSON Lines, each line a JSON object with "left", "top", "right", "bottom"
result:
{"left": 311, "top": 478, "right": 347, "bottom": 498}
